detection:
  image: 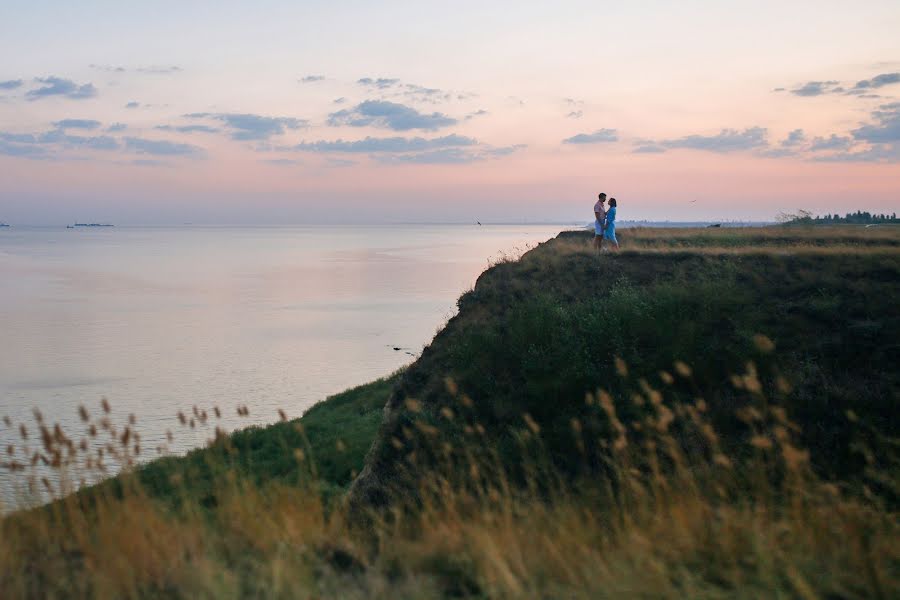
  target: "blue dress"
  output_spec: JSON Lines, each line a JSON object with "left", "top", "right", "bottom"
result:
{"left": 603, "top": 207, "right": 617, "bottom": 241}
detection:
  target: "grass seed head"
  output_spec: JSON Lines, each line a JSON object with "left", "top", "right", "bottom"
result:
{"left": 444, "top": 377, "right": 458, "bottom": 396}
{"left": 776, "top": 376, "right": 793, "bottom": 395}
{"left": 752, "top": 334, "right": 776, "bottom": 353}
{"left": 750, "top": 435, "right": 774, "bottom": 450}
{"left": 674, "top": 361, "right": 693, "bottom": 377}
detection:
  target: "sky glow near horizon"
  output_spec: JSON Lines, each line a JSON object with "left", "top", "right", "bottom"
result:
{"left": 1, "top": 0, "right": 899, "bottom": 224}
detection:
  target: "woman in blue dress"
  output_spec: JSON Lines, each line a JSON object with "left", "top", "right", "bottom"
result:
{"left": 602, "top": 198, "right": 619, "bottom": 250}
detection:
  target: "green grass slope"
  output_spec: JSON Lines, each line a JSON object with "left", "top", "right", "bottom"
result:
{"left": 351, "top": 227, "right": 900, "bottom": 506}
{"left": 74, "top": 373, "right": 398, "bottom": 511}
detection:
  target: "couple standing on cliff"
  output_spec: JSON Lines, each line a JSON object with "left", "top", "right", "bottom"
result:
{"left": 593, "top": 192, "right": 619, "bottom": 251}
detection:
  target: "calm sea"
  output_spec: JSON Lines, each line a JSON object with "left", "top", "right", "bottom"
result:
{"left": 0, "top": 224, "right": 564, "bottom": 507}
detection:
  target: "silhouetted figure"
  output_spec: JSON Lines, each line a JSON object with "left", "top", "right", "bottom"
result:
{"left": 593, "top": 193, "right": 607, "bottom": 250}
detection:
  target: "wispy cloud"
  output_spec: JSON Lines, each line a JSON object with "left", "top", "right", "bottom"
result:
{"left": 812, "top": 144, "right": 900, "bottom": 163}
{"left": 300, "top": 75, "right": 325, "bottom": 83}
{"left": 633, "top": 145, "right": 666, "bottom": 154}
{"left": 1, "top": 124, "right": 208, "bottom": 161}
{"left": 90, "top": 64, "right": 181, "bottom": 75}
{"left": 0, "top": 129, "right": 118, "bottom": 155}
{"left": 53, "top": 119, "right": 101, "bottom": 130}
{"left": 107, "top": 123, "right": 127, "bottom": 132}
{"left": 562, "top": 129, "right": 618, "bottom": 144}
{"left": 786, "top": 80, "right": 841, "bottom": 97}
{"left": 26, "top": 77, "right": 97, "bottom": 101}
{"left": 185, "top": 113, "right": 306, "bottom": 140}
{"left": 779, "top": 73, "right": 899, "bottom": 98}
{"left": 125, "top": 101, "right": 140, "bottom": 109}
{"left": 658, "top": 127, "right": 768, "bottom": 152}
{"left": 289, "top": 134, "right": 477, "bottom": 153}
{"left": 401, "top": 83, "right": 453, "bottom": 103}
{"left": 356, "top": 76, "right": 465, "bottom": 104}
{"left": 376, "top": 144, "right": 525, "bottom": 165}
{"left": 288, "top": 132, "right": 519, "bottom": 165}
{"left": 0, "top": 79, "right": 23, "bottom": 90}
{"left": 156, "top": 124, "right": 220, "bottom": 134}
{"left": 809, "top": 134, "right": 853, "bottom": 151}
{"left": 89, "top": 64, "right": 126, "bottom": 73}
{"left": 327, "top": 100, "right": 456, "bottom": 131}
{"left": 136, "top": 65, "right": 182, "bottom": 74}
{"left": 780, "top": 129, "right": 806, "bottom": 147}
{"left": 756, "top": 104, "right": 900, "bottom": 163}
{"left": 357, "top": 77, "right": 400, "bottom": 89}
{"left": 851, "top": 102, "right": 900, "bottom": 144}
{"left": 850, "top": 72, "right": 900, "bottom": 92}
{"left": 0, "top": 136, "right": 49, "bottom": 158}
{"left": 124, "top": 137, "right": 204, "bottom": 156}
{"left": 58, "top": 134, "right": 118, "bottom": 151}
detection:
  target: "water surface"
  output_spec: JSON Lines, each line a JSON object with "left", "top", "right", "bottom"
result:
{"left": 0, "top": 224, "right": 563, "bottom": 505}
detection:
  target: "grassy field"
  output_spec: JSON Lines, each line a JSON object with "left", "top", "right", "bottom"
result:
{"left": 1, "top": 225, "right": 898, "bottom": 598}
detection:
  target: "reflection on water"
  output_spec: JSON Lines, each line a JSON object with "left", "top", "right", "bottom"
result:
{"left": 0, "top": 224, "right": 564, "bottom": 506}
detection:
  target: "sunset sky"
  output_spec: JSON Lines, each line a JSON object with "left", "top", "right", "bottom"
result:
{"left": 1, "top": 0, "right": 899, "bottom": 224}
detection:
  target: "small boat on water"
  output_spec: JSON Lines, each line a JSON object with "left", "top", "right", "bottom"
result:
{"left": 67, "top": 223, "right": 114, "bottom": 228}
{"left": 0, "top": 223, "right": 9, "bottom": 228}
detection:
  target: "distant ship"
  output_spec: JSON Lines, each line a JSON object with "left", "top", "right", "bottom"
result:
{"left": 67, "top": 223, "right": 114, "bottom": 228}
{"left": 0, "top": 223, "right": 9, "bottom": 228}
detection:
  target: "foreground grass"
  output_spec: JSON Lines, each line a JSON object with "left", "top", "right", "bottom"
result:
{"left": 2, "top": 226, "right": 898, "bottom": 598}
{"left": 4, "top": 374, "right": 398, "bottom": 514}
{"left": 1, "top": 373, "right": 896, "bottom": 599}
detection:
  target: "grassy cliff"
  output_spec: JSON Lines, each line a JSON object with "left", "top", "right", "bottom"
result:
{"left": 1, "top": 226, "right": 898, "bottom": 599}
{"left": 351, "top": 227, "right": 900, "bottom": 507}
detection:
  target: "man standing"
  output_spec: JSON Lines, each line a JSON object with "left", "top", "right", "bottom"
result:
{"left": 593, "top": 193, "right": 607, "bottom": 250}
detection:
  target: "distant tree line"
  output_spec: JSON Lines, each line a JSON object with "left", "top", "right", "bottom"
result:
{"left": 779, "top": 209, "right": 899, "bottom": 225}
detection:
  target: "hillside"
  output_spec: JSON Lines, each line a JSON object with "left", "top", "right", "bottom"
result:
{"left": 350, "top": 226, "right": 900, "bottom": 507}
